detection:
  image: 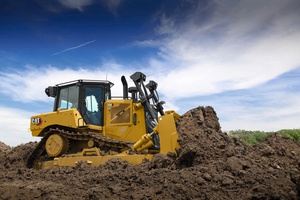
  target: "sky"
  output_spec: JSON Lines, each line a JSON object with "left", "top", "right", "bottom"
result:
{"left": 1, "top": 0, "right": 300, "bottom": 146}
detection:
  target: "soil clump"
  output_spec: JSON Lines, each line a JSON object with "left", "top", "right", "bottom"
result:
{"left": 0, "top": 106, "right": 300, "bottom": 199}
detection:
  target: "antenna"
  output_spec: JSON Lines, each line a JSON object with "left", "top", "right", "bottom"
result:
{"left": 106, "top": 74, "right": 107, "bottom": 82}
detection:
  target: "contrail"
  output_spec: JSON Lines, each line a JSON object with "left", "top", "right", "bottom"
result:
{"left": 52, "top": 40, "right": 96, "bottom": 56}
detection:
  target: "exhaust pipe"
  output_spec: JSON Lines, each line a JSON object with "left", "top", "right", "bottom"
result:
{"left": 121, "top": 76, "right": 128, "bottom": 99}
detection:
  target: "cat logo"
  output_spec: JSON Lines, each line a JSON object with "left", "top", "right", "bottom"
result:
{"left": 32, "top": 117, "right": 42, "bottom": 126}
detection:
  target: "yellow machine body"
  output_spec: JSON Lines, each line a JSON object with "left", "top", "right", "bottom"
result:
{"left": 30, "top": 100, "right": 180, "bottom": 169}
{"left": 28, "top": 72, "right": 181, "bottom": 170}
{"left": 31, "top": 100, "right": 149, "bottom": 142}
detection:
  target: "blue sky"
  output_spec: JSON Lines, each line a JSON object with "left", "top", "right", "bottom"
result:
{"left": 1, "top": 0, "right": 300, "bottom": 146}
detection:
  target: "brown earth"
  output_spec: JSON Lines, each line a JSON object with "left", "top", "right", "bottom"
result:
{"left": 1, "top": 106, "right": 300, "bottom": 199}
{"left": 0, "top": 141, "right": 11, "bottom": 152}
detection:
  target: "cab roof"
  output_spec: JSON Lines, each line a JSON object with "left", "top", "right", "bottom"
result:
{"left": 56, "top": 79, "right": 114, "bottom": 88}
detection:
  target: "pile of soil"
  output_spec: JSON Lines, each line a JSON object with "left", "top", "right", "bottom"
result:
{"left": 1, "top": 106, "right": 300, "bottom": 199}
{"left": 0, "top": 141, "right": 11, "bottom": 152}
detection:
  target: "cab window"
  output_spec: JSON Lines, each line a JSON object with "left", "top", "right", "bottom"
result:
{"left": 85, "top": 87, "right": 102, "bottom": 125}
{"left": 58, "top": 86, "right": 79, "bottom": 110}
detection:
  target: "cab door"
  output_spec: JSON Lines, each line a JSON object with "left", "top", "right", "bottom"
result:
{"left": 83, "top": 86, "right": 103, "bottom": 126}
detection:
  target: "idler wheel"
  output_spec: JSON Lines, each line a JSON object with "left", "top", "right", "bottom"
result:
{"left": 46, "top": 134, "right": 68, "bottom": 157}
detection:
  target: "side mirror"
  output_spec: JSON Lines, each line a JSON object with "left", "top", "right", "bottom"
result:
{"left": 45, "top": 86, "right": 57, "bottom": 97}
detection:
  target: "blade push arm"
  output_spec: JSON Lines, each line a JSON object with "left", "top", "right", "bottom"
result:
{"left": 130, "top": 72, "right": 158, "bottom": 125}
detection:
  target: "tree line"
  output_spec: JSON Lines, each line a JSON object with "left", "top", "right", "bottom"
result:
{"left": 228, "top": 129, "right": 300, "bottom": 145}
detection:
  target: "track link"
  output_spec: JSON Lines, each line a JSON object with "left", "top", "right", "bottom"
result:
{"left": 26, "top": 128, "right": 134, "bottom": 168}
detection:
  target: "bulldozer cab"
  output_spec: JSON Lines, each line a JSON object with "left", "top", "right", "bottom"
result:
{"left": 45, "top": 80, "right": 113, "bottom": 126}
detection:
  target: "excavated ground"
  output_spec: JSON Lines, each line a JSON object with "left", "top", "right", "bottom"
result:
{"left": 1, "top": 106, "right": 300, "bottom": 199}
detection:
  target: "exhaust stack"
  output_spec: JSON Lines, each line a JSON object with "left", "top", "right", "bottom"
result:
{"left": 121, "top": 76, "right": 128, "bottom": 99}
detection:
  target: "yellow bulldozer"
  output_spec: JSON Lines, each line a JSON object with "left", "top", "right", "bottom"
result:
{"left": 27, "top": 72, "right": 180, "bottom": 170}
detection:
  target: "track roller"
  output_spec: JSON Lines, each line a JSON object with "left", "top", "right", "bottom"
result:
{"left": 46, "top": 134, "right": 69, "bottom": 157}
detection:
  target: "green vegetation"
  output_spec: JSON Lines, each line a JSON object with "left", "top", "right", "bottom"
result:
{"left": 277, "top": 129, "right": 300, "bottom": 141}
{"left": 228, "top": 129, "right": 300, "bottom": 145}
{"left": 228, "top": 130, "right": 272, "bottom": 145}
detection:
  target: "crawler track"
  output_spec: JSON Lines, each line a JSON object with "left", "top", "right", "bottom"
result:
{"left": 26, "top": 127, "right": 135, "bottom": 168}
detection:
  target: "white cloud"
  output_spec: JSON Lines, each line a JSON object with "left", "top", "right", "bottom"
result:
{"left": 100, "top": 0, "right": 122, "bottom": 15}
{"left": 139, "top": 0, "right": 300, "bottom": 100}
{"left": 220, "top": 101, "right": 300, "bottom": 132}
{"left": 184, "top": 74, "right": 300, "bottom": 132}
{"left": 55, "top": 0, "right": 122, "bottom": 13}
{"left": 0, "top": 64, "right": 137, "bottom": 103}
{"left": 0, "top": 107, "right": 40, "bottom": 147}
{"left": 0, "top": 64, "right": 179, "bottom": 114}
{"left": 57, "top": 0, "right": 94, "bottom": 12}
{"left": 175, "top": 88, "right": 300, "bottom": 132}
{"left": 132, "top": 40, "right": 160, "bottom": 48}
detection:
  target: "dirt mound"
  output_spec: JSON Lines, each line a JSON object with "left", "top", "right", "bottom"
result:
{"left": 0, "top": 106, "right": 300, "bottom": 199}
{"left": 0, "top": 141, "right": 11, "bottom": 152}
{"left": 175, "top": 106, "right": 251, "bottom": 168}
